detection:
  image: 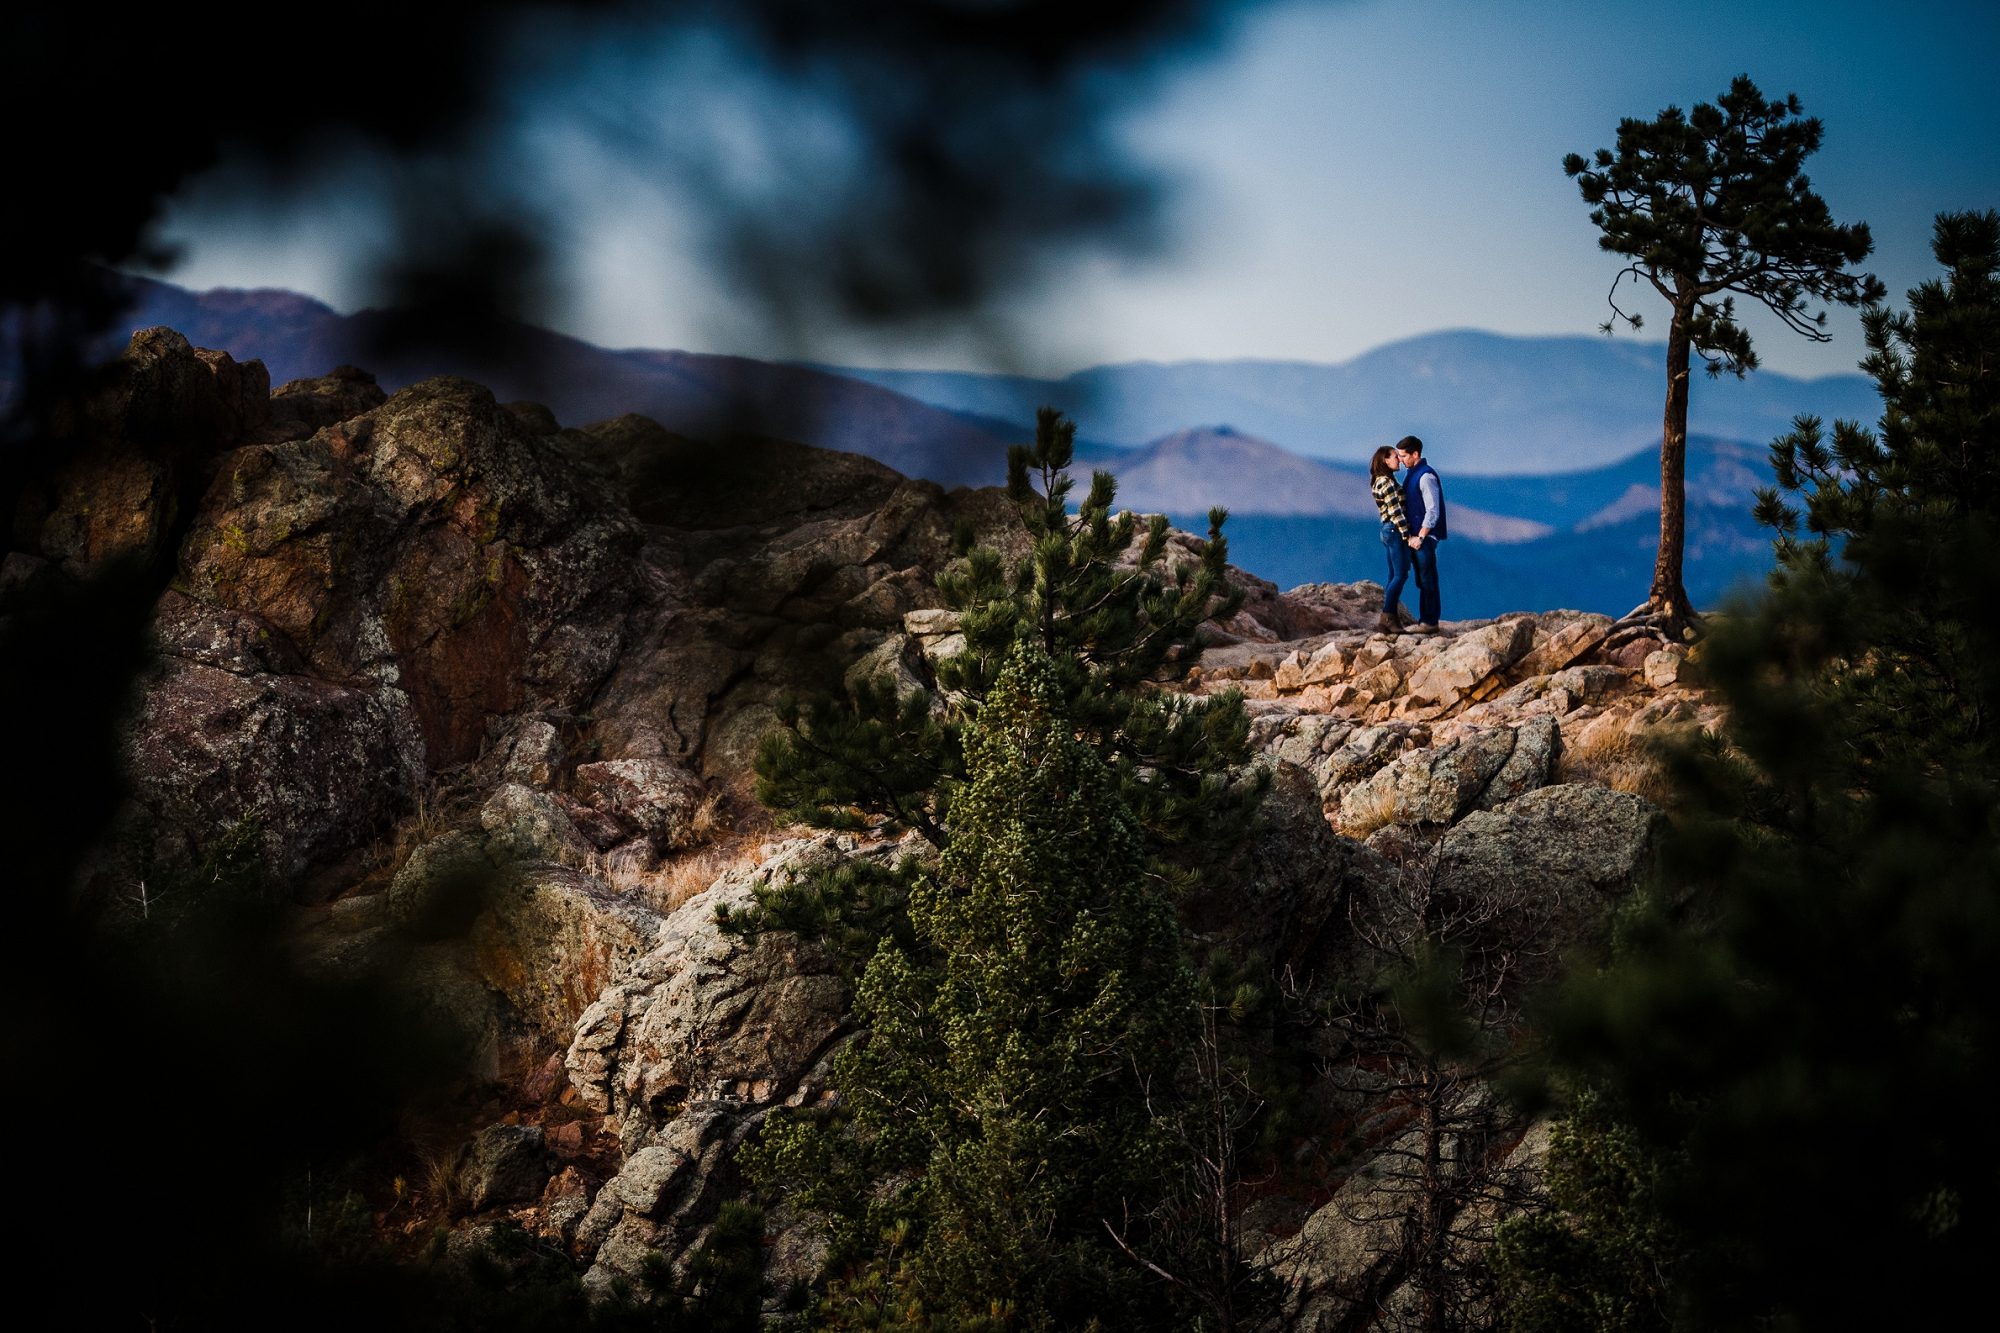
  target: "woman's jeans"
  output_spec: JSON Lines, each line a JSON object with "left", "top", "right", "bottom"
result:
{"left": 1381, "top": 523, "right": 1412, "bottom": 616}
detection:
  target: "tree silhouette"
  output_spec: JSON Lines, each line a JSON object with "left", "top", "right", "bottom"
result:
{"left": 1565, "top": 75, "right": 1881, "bottom": 637}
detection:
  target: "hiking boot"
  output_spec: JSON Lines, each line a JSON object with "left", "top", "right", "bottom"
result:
{"left": 1413, "top": 622, "right": 1441, "bottom": 635}
{"left": 1374, "top": 612, "right": 1400, "bottom": 633}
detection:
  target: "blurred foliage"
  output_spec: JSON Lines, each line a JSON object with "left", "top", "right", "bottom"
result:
{"left": 1492, "top": 1086, "right": 1682, "bottom": 1333}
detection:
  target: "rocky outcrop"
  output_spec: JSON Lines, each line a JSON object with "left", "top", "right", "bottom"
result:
{"left": 1181, "top": 759, "right": 1393, "bottom": 973}
{"left": 180, "top": 373, "right": 642, "bottom": 774}
{"left": 34, "top": 327, "right": 1736, "bottom": 1321}
{"left": 131, "top": 592, "right": 424, "bottom": 880}
{"left": 1435, "top": 784, "right": 1665, "bottom": 942}
{"left": 563, "top": 835, "right": 893, "bottom": 1294}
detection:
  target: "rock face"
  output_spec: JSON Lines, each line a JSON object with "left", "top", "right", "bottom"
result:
{"left": 564, "top": 838, "right": 863, "bottom": 1124}
{"left": 1181, "top": 759, "right": 1392, "bottom": 973}
{"left": 1436, "top": 784, "right": 1666, "bottom": 940}
{"left": 1336, "top": 726, "right": 1523, "bottom": 830}
{"left": 132, "top": 592, "right": 423, "bottom": 880}
{"left": 180, "top": 374, "right": 642, "bottom": 774}
{"left": 563, "top": 836, "right": 889, "bottom": 1295}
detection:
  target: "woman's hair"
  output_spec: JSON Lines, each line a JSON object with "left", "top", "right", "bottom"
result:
{"left": 1370, "top": 445, "right": 1400, "bottom": 479}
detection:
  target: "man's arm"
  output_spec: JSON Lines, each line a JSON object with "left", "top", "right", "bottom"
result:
{"left": 1417, "top": 471, "right": 1441, "bottom": 540}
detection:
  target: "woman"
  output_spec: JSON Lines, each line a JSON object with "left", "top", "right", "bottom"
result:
{"left": 1370, "top": 444, "right": 1411, "bottom": 633}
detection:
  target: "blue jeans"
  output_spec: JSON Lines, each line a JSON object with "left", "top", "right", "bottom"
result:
{"left": 1410, "top": 536, "right": 1441, "bottom": 624}
{"left": 1381, "top": 523, "right": 1412, "bottom": 616}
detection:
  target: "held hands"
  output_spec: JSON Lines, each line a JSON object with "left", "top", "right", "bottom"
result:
{"left": 1407, "top": 535, "right": 1423, "bottom": 549}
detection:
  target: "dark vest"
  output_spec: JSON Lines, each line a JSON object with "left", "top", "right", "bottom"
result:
{"left": 1404, "top": 461, "right": 1447, "bottom": 540}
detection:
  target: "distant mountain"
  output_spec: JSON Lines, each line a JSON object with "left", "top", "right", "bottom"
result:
{"left": 821, "top": 330, "right": 1879, "bottom": 475}
{"left": 1103, "top": 425, "right": 1551, "bottom": 542}
{"left": 106, "top": 276, "right": 1020, "bottom": 488}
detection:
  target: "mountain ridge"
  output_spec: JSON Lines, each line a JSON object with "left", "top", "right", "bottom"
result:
{"left": 818, "top": 328, "right": 1879, "bottom": 475}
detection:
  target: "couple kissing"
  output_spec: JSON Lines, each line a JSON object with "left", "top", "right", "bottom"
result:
{"left": 1368, "top": 435, "right": 1446, "bottom": 634}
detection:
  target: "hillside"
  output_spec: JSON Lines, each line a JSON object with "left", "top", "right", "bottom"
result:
{"left": 107, "top": 276, "right": 1021, "bottom": 487}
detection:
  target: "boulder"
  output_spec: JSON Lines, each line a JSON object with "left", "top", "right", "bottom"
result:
{"left": 1405, "top": 618, "right": 1535, "bottom": 708}
{"left": 1474, "top": 716, "right": 1562, "bottom": 811}
{"left": 842, "top": 632, "right": 927, "bottom": 700}
{"left": 1352, "top": 660, "right": 1404, "bottom": 699}
{"left": 390, "top": 832, "right": 508, "bottom": 939}
{"left": 461, "top": 1123, "right": 549, "bottom": 1212}
{"left": 1548, "top": 664, "right": 1631, "bottom": 705}
{"left": 480, "top": 783, "right": 593, "bottom": 863}
{"left": 1643, "top": 647, "right": 1688, "bottom": 690}
{"left": 1321, "top": 724, "right": 1410, "bottom": 796}
{"left": 1182, "top": 760, "right": 1378, "bottom": 970}
{"left": 129, "top": 644, "right": 422, "bottom": 887}
{"left": 473, "top": 863, "right": 668, "bottom": 1039}
{"left": 488, "top": 716, "right": 565, "bottom": 789}
{"left": 1266, "top": 715, "right": 1354, "bottom": 791}
{"left": 1268, "top": 1129, "right": 1425, "bottom": 1332}
{"left": 572, "top": 759, "right": 706, "bottom": 854}
{"left": 904, "top": 608, "right": 966, "bottom": 666}
{"left": 122, "top": 593, "right": 424, "bottom": 887}
{"left": 1270, "top": 1118, "right": 1550, "bottom": 1332}
{"left": 1301, "top": 641, "right": 1350, "bottom": 685}
{"left": 541, "top": 1168, "right": 593, "bottom": 1244}
{"left": 1338, "top": 728, "right": 1518, "bottom": 829}
{"left": 1435, "top": 783, "right": 1665, "bottom": 942}
{"left": 1514, "top": 613, "right": 1613, "bottom": 678}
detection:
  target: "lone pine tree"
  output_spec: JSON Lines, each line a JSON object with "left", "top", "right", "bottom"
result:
{"left": 742, "top": 642, "right": 1195, "bottom": 1332}
{"left": 755, "top": 405, "right": 1263, "bottom": 869}
{"left": 1565, "top": 75, "right": 1881, "bottom": 636}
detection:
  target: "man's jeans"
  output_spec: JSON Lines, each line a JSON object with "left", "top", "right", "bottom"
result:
{"left": 1380, "top": 523, "right": 1412, "bottom": 617}
{"left": 1410, "top": 536, "right": 1441, "bottom": 624}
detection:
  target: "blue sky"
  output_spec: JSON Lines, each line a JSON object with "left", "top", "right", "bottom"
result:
{"left": 152, "top": 0, "right": 1997, "bottom": 378}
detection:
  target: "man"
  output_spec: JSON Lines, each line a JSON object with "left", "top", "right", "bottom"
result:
{"left": 1397, "top": 435, "right": 1446, "bottom": 631}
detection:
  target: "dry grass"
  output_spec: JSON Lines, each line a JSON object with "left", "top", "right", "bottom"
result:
{"left": 618, "top": 841, "right": 767, "bottom": 917}
{"left": 688, "top": 790, "right": 729, "bottom": 844}
{"left": 418, "top": 1145, "right": 461, "bottom": 1214}
{"left": 1554, "top": 726, "right": 1674, "bottom": 808}
{"left": 368, "top": 781, "right": 451, "bottom": 884}
{"left": 1336, "top": 778, "right": 1402, "bottom": 841}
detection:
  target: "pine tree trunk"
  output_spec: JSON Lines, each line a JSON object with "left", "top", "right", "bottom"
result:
{"left": 1647, "top": 312, "right": 1698, "bottom": 635}
{"left": 1418, "top": 1080, "right": 1445, "bottom": 1333}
